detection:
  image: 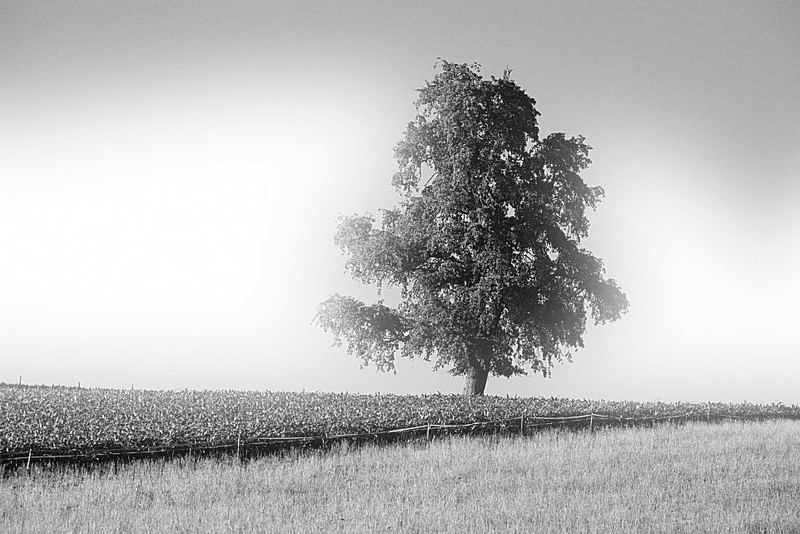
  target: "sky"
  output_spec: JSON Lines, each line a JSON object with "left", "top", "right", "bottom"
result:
{"left": 1, "top": 1, "right": 799, "bottom": 402}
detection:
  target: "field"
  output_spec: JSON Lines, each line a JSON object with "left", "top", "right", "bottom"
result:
{"left": 2, "top": 420, "right": 800, "bottom": 533}
{"left": 3, "top": 383, "right": 800, "bottom": 464}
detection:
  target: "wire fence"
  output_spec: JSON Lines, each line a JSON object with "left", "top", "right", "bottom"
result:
{"left": 4, "top": 409, "right": 797, "bottom": 468}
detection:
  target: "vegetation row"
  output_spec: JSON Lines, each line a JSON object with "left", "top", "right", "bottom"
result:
{"left": 2, "top": 383, "right": 799, "bottom": 463}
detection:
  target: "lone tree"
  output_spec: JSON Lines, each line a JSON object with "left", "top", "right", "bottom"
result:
{"left": 316, "top": 61, "right": 628, "bottom": 396}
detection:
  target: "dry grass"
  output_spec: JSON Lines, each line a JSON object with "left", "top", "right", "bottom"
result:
{"left": 2, "top": 420, "right": 800, "bottom": 533}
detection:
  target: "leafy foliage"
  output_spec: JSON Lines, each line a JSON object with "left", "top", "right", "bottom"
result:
{"left": 317, "top": 61, "right": 628, "bottom": 391}
{"left": 2, "top": 384, "right": 798, "bottom": 456}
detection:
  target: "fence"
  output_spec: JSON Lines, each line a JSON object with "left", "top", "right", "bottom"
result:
{"left": 3, "top": 409, "right": 794, "bottom": 468}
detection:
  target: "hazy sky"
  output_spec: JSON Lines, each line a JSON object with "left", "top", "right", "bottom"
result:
{"left": 2, "top": 1, "right": 799, "bottom": 402}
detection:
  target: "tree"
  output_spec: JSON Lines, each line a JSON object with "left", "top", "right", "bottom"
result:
{"left": 316, "top": 61, "right": 628, "bottom": 396}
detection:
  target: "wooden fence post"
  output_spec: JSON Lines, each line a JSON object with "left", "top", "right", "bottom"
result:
{"left": 426, "top": 424, "right": 431, "bottom": 441}
{"left": 26, "top": 449, "right": 32, "bottom": 471}
{"left": 589, "top": 413, "right": 594, "bottom": 433}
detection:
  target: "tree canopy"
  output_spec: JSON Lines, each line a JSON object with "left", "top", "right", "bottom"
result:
{"left": 316, "top": 61, "right": 628, "bottom": 395}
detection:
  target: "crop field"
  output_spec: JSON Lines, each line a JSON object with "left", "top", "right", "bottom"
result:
{"left": 2, "top": 383, "right": 800, "bottom": 465}
{"left": 3, "top": 420, "right": 800, "bottom": 533}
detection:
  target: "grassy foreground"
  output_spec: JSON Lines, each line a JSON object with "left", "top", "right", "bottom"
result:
{"left": 2, "top": 420, "right": 800, "bottom": 533}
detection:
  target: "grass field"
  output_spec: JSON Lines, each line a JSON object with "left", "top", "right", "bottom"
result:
{"left": 3, "top": 420, "right": 800, "bottom": 533}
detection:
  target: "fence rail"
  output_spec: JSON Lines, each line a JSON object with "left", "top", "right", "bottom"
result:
{"left": 3, "top": 410, "right": 796, "bottom": 467}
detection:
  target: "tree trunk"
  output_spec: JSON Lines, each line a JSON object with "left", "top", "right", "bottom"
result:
{"left": 463, "top": 363, "right": 489, "bottom": 396}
